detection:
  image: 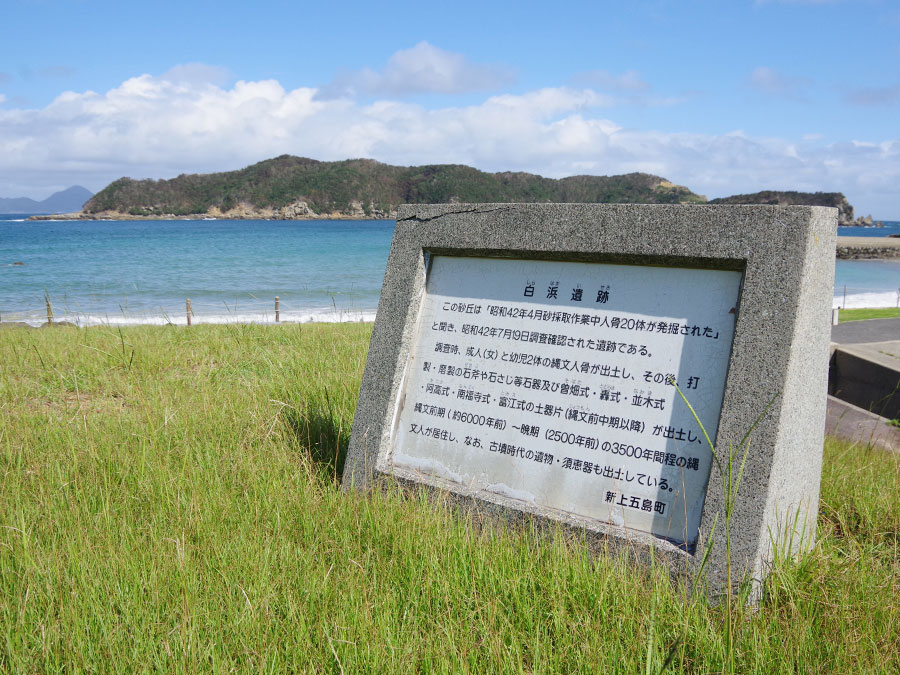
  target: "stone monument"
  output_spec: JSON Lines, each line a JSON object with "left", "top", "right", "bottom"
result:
{"left": 343, "top": 203, "right": 836, "bottom": 598}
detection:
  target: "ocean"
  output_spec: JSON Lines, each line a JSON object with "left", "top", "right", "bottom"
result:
{"left": 0, "top": 217, "right": 392, "bottom": 325}
{"left": 835, "top": 222, "right": 900, "bottom": 308}
{"left": 2, "top": 215, "right": 899, "bottom": 325}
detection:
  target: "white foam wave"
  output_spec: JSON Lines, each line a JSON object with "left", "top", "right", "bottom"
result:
{"left": 833, "top": 291, "right": 900, "bottom": 309}
{"left": 1, "top": 308, "right": 377, "bottom": 328}
{"left": 5, "top": 289, "right": 896, "bottom": 328}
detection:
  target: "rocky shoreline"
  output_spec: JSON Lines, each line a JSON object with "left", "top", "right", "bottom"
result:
{"left": 841, "top": 215, "right": 886, "bottom": 228}
{"left": 28, "top": 199, "right": 398, "bottom": 222}
{"left": 30, "top": 202, "right": 887, "bottom": 226}
{"left": 29, "top": 208, "right": 396, "bottom": 223}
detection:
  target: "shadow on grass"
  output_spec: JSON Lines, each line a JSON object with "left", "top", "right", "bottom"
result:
{"left": 283, "top": 405, "right": 350, "bottom": 482}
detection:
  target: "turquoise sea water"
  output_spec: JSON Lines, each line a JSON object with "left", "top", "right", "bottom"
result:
{"left": 835, "top": 222, "right": 900, "bottom": 308}
{"left": 1, "top": 215, "right": 899, "bottom": 325}
{"left": 0, "top": 217, "right": 394, "bottom": 325}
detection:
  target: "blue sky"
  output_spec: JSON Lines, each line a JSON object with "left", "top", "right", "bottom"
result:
{"left": 2, "top": 0, "right": 899, "bottom": 218}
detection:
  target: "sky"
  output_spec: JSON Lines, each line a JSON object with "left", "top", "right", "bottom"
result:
{"left": 2, "top": 0, "right": 899, "bottom": 218}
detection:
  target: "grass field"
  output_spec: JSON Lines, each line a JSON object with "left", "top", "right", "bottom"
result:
{"left": 838, "top": 307, "right": 900, "bottom": 323}
{"left": 1, "top": 323, "right": 898, "bottom": 672}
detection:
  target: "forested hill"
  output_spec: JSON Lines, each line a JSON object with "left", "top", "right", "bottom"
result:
{"left": 82, "top": 155, "right": 706, "bottom": 219}
{"left": 79, "top": 155, "right": 864, "bottom": 222}
{"left": 708, "top": 190, "right": 856, "bottom": 223}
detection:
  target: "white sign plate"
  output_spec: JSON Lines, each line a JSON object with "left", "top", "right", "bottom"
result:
{"left": 388, "top": 256, "right": 742, "bottom": 547}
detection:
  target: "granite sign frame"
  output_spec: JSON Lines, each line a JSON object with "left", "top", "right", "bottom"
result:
{"left": 343, "top": 203, "right": 836, "bottom": 597}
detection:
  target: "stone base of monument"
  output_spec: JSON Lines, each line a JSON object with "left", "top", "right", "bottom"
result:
{"left": 344, "top": 203, "right": 837, "bottom": 601}
{"left": 825, "top": 394, "right": 900, "bottom": 454}
{"left": 829, "top": 341, "right": 900, "bottom": 421}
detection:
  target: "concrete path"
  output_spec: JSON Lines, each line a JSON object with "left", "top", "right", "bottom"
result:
{"left": 832, "top": 317, "right": 900, "bottom": 344}
{"left": 836, "top": 236, "right": 900, "bottom": 259}
{"left": 837, "top": 235, "right": 900, "bottom": 250}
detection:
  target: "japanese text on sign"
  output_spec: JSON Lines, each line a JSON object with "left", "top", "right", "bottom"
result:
{"left": 390, "top": 256, "right": 741, "bottom": 548}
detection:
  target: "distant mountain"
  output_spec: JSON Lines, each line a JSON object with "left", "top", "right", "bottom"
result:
{"left": 82, "top": 156, "right": 706, "bottom": 219}
{"left": 0, "top": 186, "right": 93, "bottom": 214}
{"left": 40, "top": 186, "right": 95, "bottom": 214}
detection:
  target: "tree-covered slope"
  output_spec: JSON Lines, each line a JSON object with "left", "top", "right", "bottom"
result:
{"left": 708, "top": 190, "right": 854, "bottom": 222}
{"left": 83, "top": 156, "right": 706, "bottom": 217}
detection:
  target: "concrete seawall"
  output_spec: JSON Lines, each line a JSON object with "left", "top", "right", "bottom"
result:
{"left": 837, "top": 236, "right": 900, "bottom": 260}
{"left": 828, "top": 318, "right": 900, "bottom": 453}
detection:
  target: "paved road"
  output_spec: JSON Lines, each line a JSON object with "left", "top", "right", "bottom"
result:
{"left": 831, "top": 317, "right": 900, "bottom": 344}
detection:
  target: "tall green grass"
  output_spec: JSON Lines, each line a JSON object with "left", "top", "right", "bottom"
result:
{"left": 1, "top": 323, "right": 898, "bottom": 672}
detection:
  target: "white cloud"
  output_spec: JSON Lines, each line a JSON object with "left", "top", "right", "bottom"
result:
{"left": 748, "top": 66, "right": 811, "bottom": 100}
{"left": 320, "top": 42, "right": 515, "bottom": 98}
{"left": 0, "top": 67, "right": 897, "bottom": 216}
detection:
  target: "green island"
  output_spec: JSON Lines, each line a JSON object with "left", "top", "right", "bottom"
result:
{"left": 33, "top": 154, "right": 878, "bottom": 226}
{"left": 78, "top": 156, "right": 706, "bottom": 218}
{"left": 2, "top": 323, "right": 897, "bottom": 671}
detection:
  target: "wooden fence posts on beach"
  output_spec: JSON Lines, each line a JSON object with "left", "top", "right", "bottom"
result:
{"left": 182, "top": 296, "right": 282, "bottom": 325}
